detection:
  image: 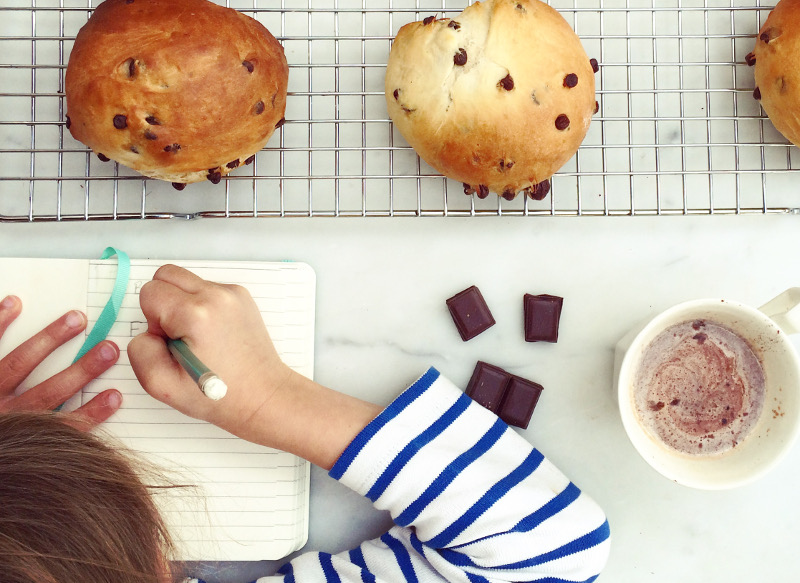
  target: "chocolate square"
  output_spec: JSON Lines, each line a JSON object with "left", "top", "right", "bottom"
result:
{"left": 465, "top": 361, "right": 511, "bottom": 413}
{"left": 523, "top": 294, "right": 563, "bottom": 343}
{"left": 446, "top": 285, "right": 496, "bottom": 341}
{"left": 497, "top": 376, "right": 543, "bottom": 429}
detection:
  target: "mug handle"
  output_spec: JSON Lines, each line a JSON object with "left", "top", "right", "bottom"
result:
{"left": 759, "top": 288, "right": 800, "bottom": 334}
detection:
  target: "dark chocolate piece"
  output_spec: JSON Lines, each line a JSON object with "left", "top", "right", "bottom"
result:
{"left": 463, "top": 183, "right": 475, "bottom": 195}
{"left": 423, "top": 15, "right": 435, "bottom": 25}
{"left": 448, "top": 20, "right": 461, "bottom": 30}
{"left": 594, "top": 101, "right": 600, "bottom": 114}
{"left": 753, "top": 87, "right": 761, "bottom": 100}
{"left": 498, "top": 376, "right": 543, "bottom": 429}
{"left": 244, "top": 154, "right": 256, "bottom": 165}
{"left": 226, "top": 159, "right": 240, "bottom": 169}
{"left": 275, "top": 117, "right": 286, "bottom": 128}
{"left": 526, "top": 180, "right": 550, "bottom": 201}
{"left": 207, "top": 170, "right": 222, "bottom": 184}
{"left": 555, "top": 114, "right": 570, "bottom": 130}
{"left": 501, "top": 189, "right": 516, "bottom": 201}
{"left": 465, "top": 361, "right": 511, "bottom": 413}
{"left": 477, "top": 185, "right": 489, "bottom": 198}
{"left": 454, "top": 48, "right": 468, "bottom": 66}
{"left": 145, "top": 115, "right": 160, "bottom": 125}
{"left": 65, "top": 115, "right": 71, "bottom": 129}
{"left": 243, "top": 60, "right": 255, "bottom": 73}
{"left": 523, "top": 293, "right": 563, "bottom": 343}
{"left": 446, "top": 285, "right": 495, "bottom": 341}
{"left": 590, "top": 58, "right": 599, "bottom": 73}
{"left": 563, "top": 73, "right": 578, "bottom": 88}
{"left": 113, "top": 114, "right": 127, "bottom": 129}
{"left": 745, "top": 52, "right": 756, "bottom": 67}
{"left": 171, "top": 182, "right": 186, "bottom": 191}
{"left": 253, "top": 100, "right": 265, "bottom": 115}
{"left": 97, "top": 153, "right": 110, "bottom": 162}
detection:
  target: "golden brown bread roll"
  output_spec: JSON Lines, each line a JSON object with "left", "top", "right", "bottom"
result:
{"left": 65, "top": 0, "right": 288, "bottom": 187}
{"left": 384, "top": 0, "right": 598, "bottom": 201}
{"left": 749, "top": 0, "right": 800, "bottom": 148}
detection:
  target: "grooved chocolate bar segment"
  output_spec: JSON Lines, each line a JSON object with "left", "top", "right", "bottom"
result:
{"left": 465, "top": 361, "right": 511, "bottom": 413}
{"left": 523, "top": 294, "right": 563, "bottom": 343}
{"left": 498, "top": 376, "right": 543, "bottom": 429}
{"left": 446, "top": 285, "right": 496, "bottom": 341}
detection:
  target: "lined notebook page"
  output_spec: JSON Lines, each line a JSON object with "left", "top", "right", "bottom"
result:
{"left": 81, "top": 260, "right": 315, "bottom": 561}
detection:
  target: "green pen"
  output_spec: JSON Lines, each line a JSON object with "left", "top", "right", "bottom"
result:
{"left": 167, "top": 339, "right": 228, "bottom": 401}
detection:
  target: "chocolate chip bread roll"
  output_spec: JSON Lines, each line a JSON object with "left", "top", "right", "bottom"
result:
{"left": 748, "top": 0, "right": 800, "bottom": 147}
{"left": 65, "top": 0, "right": 288, "bottom": 187}
{"left": 385, "top": 0, "right": 598, "bottom": 200}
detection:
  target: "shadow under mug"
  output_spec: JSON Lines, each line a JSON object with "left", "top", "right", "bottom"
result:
{"left": 613, "top": 289, "right": 800, "bottom": 490}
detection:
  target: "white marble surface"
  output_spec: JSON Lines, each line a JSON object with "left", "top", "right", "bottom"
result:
{"left": 1, "top": 215, "right": 799, "bottom": 581}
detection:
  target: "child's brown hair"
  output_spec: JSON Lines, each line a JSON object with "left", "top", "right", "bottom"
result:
{"left": 0, "top": 411, "right": 176, "bottom": 583}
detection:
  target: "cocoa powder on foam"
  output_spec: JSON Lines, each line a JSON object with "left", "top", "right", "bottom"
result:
{"left": 633, "top": 319, "right": 765, "bottom": 456}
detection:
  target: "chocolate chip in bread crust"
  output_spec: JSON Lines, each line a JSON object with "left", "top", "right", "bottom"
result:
{"left": 477, "top": 185, "right": 489, "bottom": 199}
{"left": 498, "top": 74, "right": 514, "bottom": 91}
{"left": 454, "top": 48, "right": 468, "bottom": 66}
{"left": 244, "top": 154, "right": 256, "bottom": 165}
{"left": 527, "top": 180, "right": 551, "bottom": 201}
{"left": 226, "top": 159, "right": 240, "bottom": 169}
{"left": 129, "top": 145, "right": 139, "bottom": 154}
{"left": 499, "top": 159, "right": 514, "bottom": 171}
{"left": 753, "top": 87, "right": 761, "bottom": 100}
{"left": 462, "top": 183, "right": 476, "bottom": 195}
{"left": 207, "top": 170, "right": 222, "bottom": 184}
{"left": 172, "top": 182, "right": 186, "bottom": 191}
{"left": 745, "top": 52, "right": 756, "bottom": 66}
{"left": 555, "top": 114, "right": 570, "bottom": 130}
{"left": 448, "top": 20, "right": 461, "bottom": 30}
{"left": 423, "top": 15, "right": 435, "bottom": 25}
{"left": 594, "top": 100, "right": 600, "bottom": 114}
{"left": 97, "top": 153, "right": 110, "bottom": 162}
{"left": 164, "top": 143, "right": 181, "bottom": 152}
{"left": 515, "top": 3, "right": 527, "bottom": 13}
{"left": 760, "top": 27, "right": 780, "bottom": 44}
{"left": 242, "top": 60, "right": 255, "bottom": 73}
{"left": 145, "top": 115, "right": 160, "bottom": 125}
{"left": 253, "top": 100, "right": 265, "bottom": 115}
{"left": 124, "top": 58, "right": 136, "bottom": 78}
{"left": 113, "top": 114, "right": 127, "bottom": 129}
{"left": 275, "top": 117, "right": 286, "bottom": 128}
{"left": 563, "top": 73, "right": 578, "bottom": 88}
{"left": 144, "top": 129, "right": 157, "bottom": 140}
{"left": 393, "top": 88, "right": 400, "bottom": 100}
{"left": 590, "top": 58, "right": 599, "bottom": 73}
{"left": 65, "top": 115, "right": 71, "bottom": 129}
{"left": 501, "top": 189, "right": 516, "bottom": 201}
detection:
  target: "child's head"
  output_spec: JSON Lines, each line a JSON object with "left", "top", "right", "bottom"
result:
{"left": 0, "top": 411, "right": 174, "bottom": 583}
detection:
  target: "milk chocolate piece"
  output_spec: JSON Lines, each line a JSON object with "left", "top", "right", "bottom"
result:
{"left": 498, "top": 376, "right": 543, "bottom": 429}
{"left": 446, "top": 285, "right": 495, "bottom": 341}
{"left": 465, "top": 361, "right": 510, "bottom": 413}
{"left": 524, "top": 293, "right": 563, "bottom": 342}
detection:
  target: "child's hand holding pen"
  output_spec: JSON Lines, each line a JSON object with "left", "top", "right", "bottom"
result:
{"left": 128, "top": 265, "right": 381, "bottom": 470}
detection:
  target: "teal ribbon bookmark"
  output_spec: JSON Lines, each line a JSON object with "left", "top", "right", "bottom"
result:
{"left": 72, "top": 247, "right": 131, "bottom": 363}
{"left": 55, "top": 247, "right": 130, "bottom": 411}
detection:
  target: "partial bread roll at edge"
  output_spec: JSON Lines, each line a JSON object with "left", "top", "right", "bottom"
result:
{"left": 750, "top": 0, "right": 800, "bottom": 148}
{"left": 65, "top": 0, "right": 288, "bottom": 186}
{"left": 385, "top": 0, "right": 597, "bottom": 200}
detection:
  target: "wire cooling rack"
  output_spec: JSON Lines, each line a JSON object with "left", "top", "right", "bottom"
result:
{"left": 0, "top": 0, "right": 796, "bottom": 221}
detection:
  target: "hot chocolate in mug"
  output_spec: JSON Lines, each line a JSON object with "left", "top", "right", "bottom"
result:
{"left": 613, "top": 289, "right": 800, "bottom": 489}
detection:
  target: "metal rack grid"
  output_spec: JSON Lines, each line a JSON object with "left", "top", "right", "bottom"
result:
{"left": 0, "top": 0, "right": 796, "bottom": 221}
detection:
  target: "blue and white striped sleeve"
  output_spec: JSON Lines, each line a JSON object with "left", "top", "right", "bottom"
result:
{"left": 272, "top": 367, "right": 610, "bottom": 583}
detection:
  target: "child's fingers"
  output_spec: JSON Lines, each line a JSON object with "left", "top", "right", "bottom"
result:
{"left": 7, "top": 340, "right": 119, "bottom": 412}
{"left": 128, "top": 332, "right": 210, "bottom": 416}
{"left": 67, "top": 389, "right": 123, "bottom": 430}
{"left": 153, "top": 264, "right": 207, "bottom": 293}
{"left": 0, "top": 295, "right": 22, "bottom": 338}
{"left": 0, "top": 310, "right": 87, "bottom": 396}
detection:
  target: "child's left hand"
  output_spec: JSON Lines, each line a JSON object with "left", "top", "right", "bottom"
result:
{"left": 0, "top": 295, "right": 122, "bottom": 429}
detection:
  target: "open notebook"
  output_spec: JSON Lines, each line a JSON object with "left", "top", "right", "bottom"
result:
{"left": 0, "top": 257, "right": 315, "bottom": 561}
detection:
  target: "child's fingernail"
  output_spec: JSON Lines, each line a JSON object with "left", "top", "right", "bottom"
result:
{"left": 1, "top": 295, "right": 18, "bottom": 310}
{"left": 107, "top": 390, "right": 122, "bottom": 409}
{"left": 99, "top": 342, "right": 118, "bottom": 361}
{"left": 66, "top": 310, "right": 86, "bottom": 328}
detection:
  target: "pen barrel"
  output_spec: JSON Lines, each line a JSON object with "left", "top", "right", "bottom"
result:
{"left": 168, "top": 339, "right": 211, "bottom": 383}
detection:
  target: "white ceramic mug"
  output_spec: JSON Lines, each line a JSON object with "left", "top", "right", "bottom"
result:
{"left": 613, "top": 289, "right": 800, "bottom": 490}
